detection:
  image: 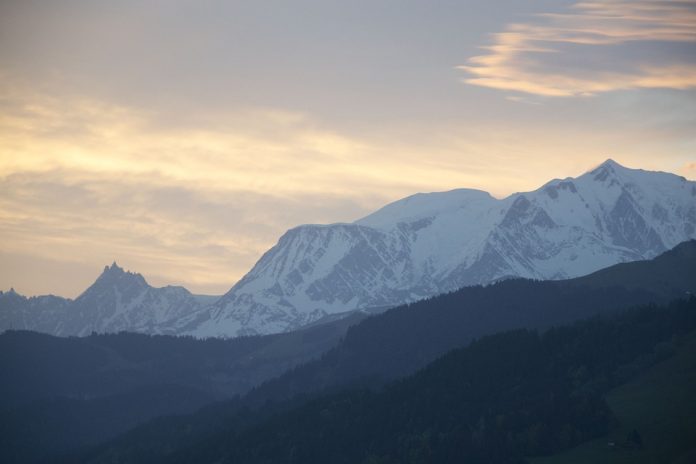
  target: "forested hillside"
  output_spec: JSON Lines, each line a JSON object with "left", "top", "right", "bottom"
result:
{"left": 83, "top": 297, "right": 696, "bottom": 463}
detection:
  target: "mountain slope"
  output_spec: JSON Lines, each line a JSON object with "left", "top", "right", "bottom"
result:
{"left": 194, "top": 160, "right": 696, "bottom": 337}
{"left": 533, "top": 331, "right": 696, "bottom": 464}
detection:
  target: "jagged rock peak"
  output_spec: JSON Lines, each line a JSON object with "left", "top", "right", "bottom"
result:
{"left": 102, "top": 261, "right": 123, "bottom": 274}
{"left": 1, "top": 288, "right": 22, "bottom": 298}
{"left": 92, "top": 262, "right": 148, "bottom": 288}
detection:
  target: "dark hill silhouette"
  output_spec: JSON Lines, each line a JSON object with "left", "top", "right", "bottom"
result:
{"left": 81, "top": 298, "right": 696, "bottom": 464}
{"left": 0, "top": 312, "right": 365, "bottom": 464}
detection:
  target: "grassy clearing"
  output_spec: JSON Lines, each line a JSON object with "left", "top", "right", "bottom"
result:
{"left": 532, "top": 332, "right": 696, "bottom": 464}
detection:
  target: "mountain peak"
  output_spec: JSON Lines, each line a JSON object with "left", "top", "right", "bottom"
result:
{"left": 91, "top": 262, "right": 148, "bottom": 290}
{"left": 1, "top": 287, "right": 21, "bottom": 298}
{"left": 599, "top": 158, "right": 621, "bottom": 168}
{"left": 103, "top": 261, "right": 124, "bottom": 275}
{"left": 592, "top": 158, "right": 626, "bottom": 172}
{"left": 587, "top": 158, "right": 629, "bottom": 183}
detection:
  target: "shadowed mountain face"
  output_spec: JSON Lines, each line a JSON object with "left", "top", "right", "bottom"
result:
{"left": 2, "top": 161, "right": 695, "bottom": 339}
{"left": 194, "top": 160, "right": 696, "bottom": 337}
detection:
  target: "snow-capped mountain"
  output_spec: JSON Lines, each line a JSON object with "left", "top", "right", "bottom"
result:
{"left": 0, "top": 263, "right": 211, "bottom": 336}
{"left": 191, "top": 159, "right": 696, "bottom": 337}
{"left": 2, "top": 160, "right": 695, "bottom": 339}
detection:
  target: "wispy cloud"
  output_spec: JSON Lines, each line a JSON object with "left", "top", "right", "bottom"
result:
{"left": 2, "top": 81, "right": 564, "bottom": 295}
{"left": 0, "top": 169, "right": 373, "bottom": 295}
{"left": 505, "top": 95, "right": 543, "bottom": 105}
{"left": 1, "top": 75, "right": 692, "bottom": 296}
{"left": 459, "top": 0, "right": 696, "bottom": 96}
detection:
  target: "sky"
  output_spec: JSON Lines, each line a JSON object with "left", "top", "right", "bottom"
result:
{"left": 1, "top": 0, "right": 695, "bottom": 298}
